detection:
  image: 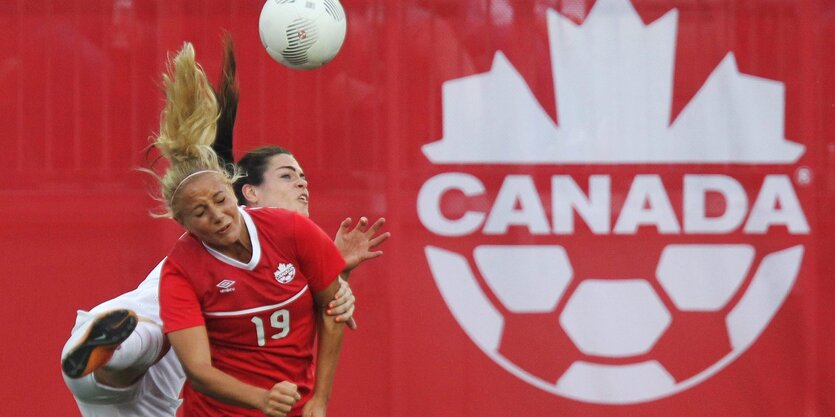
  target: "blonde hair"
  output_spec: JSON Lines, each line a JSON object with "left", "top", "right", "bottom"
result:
{"left": 148, "top": 42, "right": 238, "bottom": 219}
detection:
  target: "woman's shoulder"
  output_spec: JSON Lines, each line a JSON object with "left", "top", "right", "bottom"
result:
{"left": 166, "top": 232, "right": 204, "bottom": 261}
{"left": 243, "top": 207, "right": 326, "bottom": 244}
{"left": 244, "top": 206, "right": 308, "bottom": 232}
{"left": 244, "top": 206, "right": 299, "bottom": 220}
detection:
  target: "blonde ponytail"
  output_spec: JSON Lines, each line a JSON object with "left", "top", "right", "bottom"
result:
{"left": 148, "top": 42, "right": 238, "bottom": 219}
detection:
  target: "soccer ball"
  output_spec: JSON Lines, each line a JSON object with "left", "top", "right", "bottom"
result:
{"left": 258, "top": 0, "right": 347, "bottom": 70}
{"left": 425, "top": 243, "right": 803, "bottom": 404}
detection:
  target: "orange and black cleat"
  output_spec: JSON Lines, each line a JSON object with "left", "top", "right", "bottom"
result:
{"left": 61, "top": 309, "right": 138, "bottom": 379}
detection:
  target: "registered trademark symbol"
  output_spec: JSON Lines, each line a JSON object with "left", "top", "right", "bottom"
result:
{"left": 795, "top": 166, "right": 813, "bottom": 186}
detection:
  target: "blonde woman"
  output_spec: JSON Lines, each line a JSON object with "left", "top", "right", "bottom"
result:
{"left": 62, "top": 40, "right": 371, "bottom": 417}
{"left": 147, "top": 42, "right": 346, "bottom": 417}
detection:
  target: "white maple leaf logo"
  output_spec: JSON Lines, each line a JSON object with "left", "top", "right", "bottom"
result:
{"left": 422, "top": 0, "right": 804, "bottom": 164}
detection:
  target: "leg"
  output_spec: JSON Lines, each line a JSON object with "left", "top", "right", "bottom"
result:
{"left": 94, "top": 319, "right": 170, "bottom": 387}
{"left": 62, "top": 309, "right": 138, "bottom": 379}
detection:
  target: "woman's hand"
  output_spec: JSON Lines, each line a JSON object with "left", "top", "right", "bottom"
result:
{"left": 260, "top": 381, "right": 301, "bottom": 417}
{"left": 326, "top": 278, "right": 357, "bottom": 330}
{"left": 334, "top": 217, "right": 390, "bottom": 272}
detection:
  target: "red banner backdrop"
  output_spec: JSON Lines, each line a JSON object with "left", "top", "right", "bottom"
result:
{"left": 1, "top": 1, "right": 833, "bottom": 416}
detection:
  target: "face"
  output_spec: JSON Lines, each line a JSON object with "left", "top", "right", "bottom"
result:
{"left": 174, "top": 172, "right": 244, "bottom": 250}
{"left": 246, "top": 153, "right": 310, "bottom": 217}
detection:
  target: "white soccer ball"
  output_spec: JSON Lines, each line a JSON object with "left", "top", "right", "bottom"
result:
{"left": 258, "top": 0, "right": 347, "bottom": 70}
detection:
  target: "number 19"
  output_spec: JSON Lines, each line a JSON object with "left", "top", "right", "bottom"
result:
{"left": 251, "top": 309, "right": 290, "bottom": 346}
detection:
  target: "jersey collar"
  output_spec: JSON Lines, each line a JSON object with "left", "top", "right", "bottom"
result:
{"left": 202, "top": 206, "right": 262, "bottom": 271}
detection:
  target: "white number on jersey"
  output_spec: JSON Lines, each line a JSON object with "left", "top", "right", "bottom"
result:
{"left": 250, "top": 309, "right": 290, "bottom": 346}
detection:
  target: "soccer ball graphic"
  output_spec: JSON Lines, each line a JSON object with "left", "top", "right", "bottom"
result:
{"left": 425, "top": 244, "right": 803, "bottom": 403}
{"left": 258, "top": 0, "right": 347, "bottom": 70}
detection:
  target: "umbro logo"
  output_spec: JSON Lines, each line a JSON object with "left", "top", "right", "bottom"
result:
{"left": 216, "top": 279, "right": 236, "bottom": 293}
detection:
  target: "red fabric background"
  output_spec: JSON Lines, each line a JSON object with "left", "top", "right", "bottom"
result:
{"left": 0, "top": 1, "right": 832, "bottom": 416}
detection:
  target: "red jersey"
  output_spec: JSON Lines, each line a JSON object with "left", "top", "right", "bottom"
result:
{"left": 160, "top": 207, "right": 345, "bottom": 417}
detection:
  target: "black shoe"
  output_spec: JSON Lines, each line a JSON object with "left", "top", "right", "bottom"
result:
{"left": 62, "top": 309, "right": 138, "bottom": 378}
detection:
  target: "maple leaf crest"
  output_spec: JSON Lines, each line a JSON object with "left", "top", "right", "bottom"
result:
{"left": 422, "top": 0, "right": 804, "bottom": 164}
